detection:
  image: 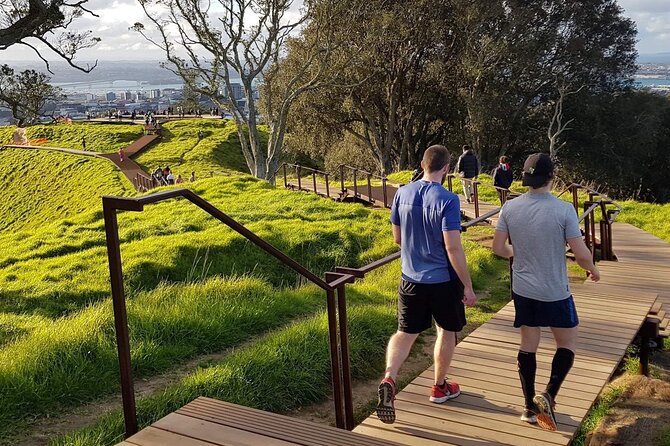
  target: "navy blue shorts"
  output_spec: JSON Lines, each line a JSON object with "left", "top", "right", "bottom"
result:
{"left": 398, "top": 279, "right": 466, "bottom": 334}
{"left": 513, "top": 292, "right": 579, "bottom": 328}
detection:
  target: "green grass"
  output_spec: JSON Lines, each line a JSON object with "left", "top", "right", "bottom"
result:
{"left": 572, "top": 384, "right": 625, "bottom": 446}
{"left": 0, "top": 176, "right": 394, "bottom": 317}
{"left": 0, "top": 148, "right": 134, "bottom": 231}
{"left": 659, "top": 426, "right": 670, "bottom": 446}
{"left": 134, "top": 119, "right": 249, "bottom": 179}
{"left": 0, "top": 123, "right": 143, "bottom": 154}
{"left": 0, "top": 276, "right": 327, "bottom": 441}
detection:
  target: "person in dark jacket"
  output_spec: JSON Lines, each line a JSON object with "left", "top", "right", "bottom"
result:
{"left": 493, "top": 155, "right": 514, "bottom": 204}
{"left": 455, "top": 145, "right": 480, "bottom": 203}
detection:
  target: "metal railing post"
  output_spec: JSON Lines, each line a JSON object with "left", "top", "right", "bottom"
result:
{"left": 325, "top": 173, "right": 330, "bottom": 198}
{"left": 353, "top": 169, "right": 358, "bottom": 198}
{"left": 313, "top": 171, "right": 317, "bottom": 194}
{"left": 103, "top": 203, "right": 138, "bottom": 438}
{"left": 382, "top": 178, "right": 388, "bottom": 208}
{"left": 326, "top": 289, "right": 345, "bottom": 429}
{"left": 473, "top": 181, "right": 480, "bottom": 218}
{"left": 571, "top": 184, "right": 579, "bottom": 214}
{"left": 584, "top": 203, "right": 592, "bottom": 256}
{"left": 297, "top": 166, "right": 302, "bottom": 191}
{"left": 600, "top": 220, "right": 609, "bottom": 261}
{"left": 283, "top": 164, "right": 288, "bottom": 188}
{"left": 337, "top": 285, "right": 354, "bottom": 430}
{"left": 447, "top": 175, "right": 453, "bottom": 192}
{"left": 340, "top": 165, "right": 345, "bottom": 195}
{"left": 367, "top": 173, "right": 373, "bottom": 204}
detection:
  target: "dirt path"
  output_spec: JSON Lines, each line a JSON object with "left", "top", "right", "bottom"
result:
{"left": 586, "top": 349, "right": 670, "bottom": 446}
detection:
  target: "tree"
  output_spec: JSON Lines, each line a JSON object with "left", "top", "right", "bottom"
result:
{"left": 0, "top": 0, "right": 100, "bottom": 72}
{"left": 282, "top": 0, "right": 458, "bottom": 175}
{"left": 0, "top": 64, "right": 63, "bottom": 126}
{"left": 451, "top": 0, "right": 637, "bottom": 167}
{"left": 134, "top": 0, "right": 349, "bottom": 183}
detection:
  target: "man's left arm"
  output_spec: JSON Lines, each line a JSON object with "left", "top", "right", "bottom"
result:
{"left": 441, "top": 198, "right": 477, "bottom": 306}
{"left": 443, "top": 231, "right": 477, "bottom": 306}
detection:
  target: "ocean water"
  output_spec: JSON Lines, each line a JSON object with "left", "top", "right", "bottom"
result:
{"left": 634, "top": 77, "right": 670, "bottom": 88}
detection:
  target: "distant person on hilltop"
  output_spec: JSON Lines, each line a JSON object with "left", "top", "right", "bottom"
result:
{"left": 189, "top": 172, "right": 196, "bottom": 182}
{"left": 493, "top": 153, "right": 600, "bottom": 431}
{"left": 118, "top": 148, "right": 125, "bottom": 162}
{"left": 455, "top": 145, "right": 479, "bottom": 203}
{"left": 492, "top": 155, "right": 514, "bottom": 204}
{"left": 176, "top": 174, "right": 184, "bottom": 184}
{"left": 197, "top": 130, "right": 204, "bottom": 140}
{"left": 81, "top": 135, "right": 86, "bottom": 150}
{"left": 375, "top": 145, "right": 477, "bottom": 425}
{"left": 166, "top": 171, "right": 175, "bottom": 185}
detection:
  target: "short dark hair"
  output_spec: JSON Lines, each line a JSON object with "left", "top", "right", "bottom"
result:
{"left": 462, "top": 144, "right": 471, "bottom": 152}
{"left": 423, "top": 145, "right": 451, "bottom": 173}
{"left": 499, "top": 155, "right": 509, "bottom": 164}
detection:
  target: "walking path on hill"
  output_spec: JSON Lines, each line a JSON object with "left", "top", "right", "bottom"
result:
{"left": 117, "top": 182, "right": 670, "bottom": 445}
{"left": 1, "top": 133, "right": 160, "bottom": 191}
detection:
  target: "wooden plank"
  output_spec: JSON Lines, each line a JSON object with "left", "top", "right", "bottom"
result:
{"left": 126, "top": 425, "right": 220, "bottom": 446}
{"left": 152, "top": 413, "right": 302, "bottom": 446}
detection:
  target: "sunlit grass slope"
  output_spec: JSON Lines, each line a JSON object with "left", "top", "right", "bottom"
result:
{"left": 0, "top": 123, "right": 143, "bottom": 154}
{"left": 134, "top": 119, "right": 249, "bottom": 178}
{"left": 0, "top": 148, "right": 134, "bottom": 231}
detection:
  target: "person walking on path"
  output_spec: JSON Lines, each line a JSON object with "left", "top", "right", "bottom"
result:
{"left": 455, "top": 145, "right": 480, "bottom": 203}
{"left": 376, "top": 144, "right": 478, "bottom": 425}
{"left": 119, "top": 148, "right": 125, "bottom": 162}
{"left": 81, "top": 135, "right": 86, "bottom": 150}
{"left": 492, "top": 153, "right": 600, "bottom": 431}
{"left": 492, "top": 155, "right": 514, "bottom": 204}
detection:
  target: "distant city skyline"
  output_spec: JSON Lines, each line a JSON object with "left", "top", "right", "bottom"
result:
{"left": 0, "top": 0, "right": 669, "bottom": 63}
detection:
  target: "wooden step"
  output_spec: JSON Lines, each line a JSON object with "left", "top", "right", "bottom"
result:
{"left": 648, "top": 309, "right": 666, "bottom": 323}
{"left": 650, "top": 301, "right": 662, "bottom": 315}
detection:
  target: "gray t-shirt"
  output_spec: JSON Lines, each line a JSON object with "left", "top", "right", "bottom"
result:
{"left": 496, "top": 192, "right": 582, "bottom": 302}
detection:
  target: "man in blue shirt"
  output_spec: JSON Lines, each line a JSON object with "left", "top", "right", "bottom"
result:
{"left": 376, "top": 145, "right": 478, "bottom": 424}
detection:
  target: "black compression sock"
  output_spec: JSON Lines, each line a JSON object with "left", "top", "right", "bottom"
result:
{"left": 517, "top": 350, "right": 536, "bottom": 409}
{"left": 546, "top": 348, "right": 575, "bottom": 399}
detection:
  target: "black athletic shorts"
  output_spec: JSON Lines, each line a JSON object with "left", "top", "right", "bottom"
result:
{"left": 513, "top": 292, "right": 579, "bottom": 328}
{"left": 397, "top": 279, "right": 466, "bottom": 334}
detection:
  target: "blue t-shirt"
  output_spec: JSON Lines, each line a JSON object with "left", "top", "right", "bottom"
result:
{"left": 390, "top": 180, "right": 461, "bottom": 283}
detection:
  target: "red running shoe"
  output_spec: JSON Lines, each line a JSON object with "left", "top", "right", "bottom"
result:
{"left": 429, "top": 380, "right": 461, "bottom": 403}
{"left": 376, "top": 377, "right": 396, "bottom": 424}
{"left": 533, "top": 392, "right": 557, "bottom": 431}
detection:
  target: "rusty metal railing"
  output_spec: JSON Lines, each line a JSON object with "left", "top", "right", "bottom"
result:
{"left": 282, "top": 163, "right": 332, "bottom": 198}
{"left": 280, "top": 163, "right": 393, "bottom": 208}
{"left": 103, "top": 188, "right": 393, "bottom": 438}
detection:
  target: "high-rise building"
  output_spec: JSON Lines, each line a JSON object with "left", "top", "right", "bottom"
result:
{"left": 149, "top": 89, "right": 161, "bottom": 99}
{"left": 230, "top": 83, "right": 244, "bottom": 100}
{"left": 105, "top": 92, "right": 116, "bottom": 101}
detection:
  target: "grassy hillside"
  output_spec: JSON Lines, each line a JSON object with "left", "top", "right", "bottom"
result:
{"left": 0, "top": 148, "right": 134, "bottom": 231}
{"left": 134, "top": 119, "right": 249, "bottom": 178}
{"left": 0, "top": 123, "right": 143, "bottom": 154}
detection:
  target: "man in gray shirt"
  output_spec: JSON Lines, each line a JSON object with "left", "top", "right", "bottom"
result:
{"left": 492, "top": 153, "right": 600, "bottom": 431}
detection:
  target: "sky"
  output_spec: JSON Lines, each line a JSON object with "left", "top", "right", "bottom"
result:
{"left": 0, "top": 0, "right": 669, "bottom": 63}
